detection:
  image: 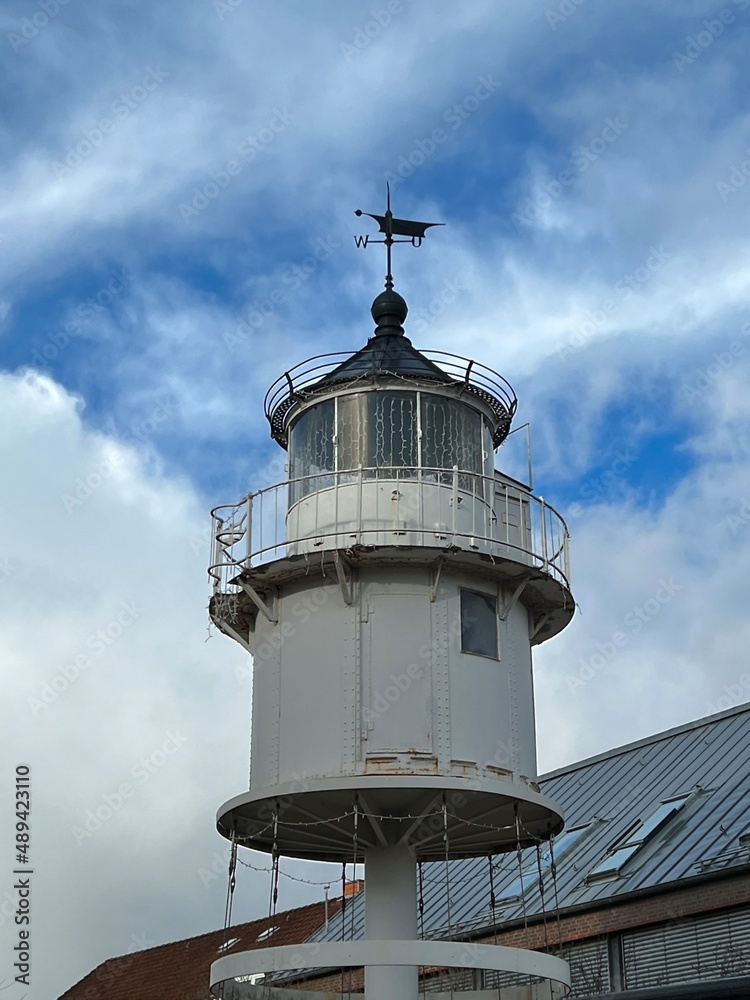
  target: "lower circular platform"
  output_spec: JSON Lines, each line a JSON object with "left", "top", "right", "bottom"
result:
{"left": 210, "top": 940, "right": 570, "bottom": 999}
{"left": 217, "top": 774, "right": 563, "bottom": 861}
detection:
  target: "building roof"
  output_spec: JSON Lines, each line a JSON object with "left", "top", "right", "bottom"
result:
{"left": 59, "top": 703, "right": 750, "bottom": 997}
{"left": 57, "top": 898, "right": 341, "bottom": 1000}
{"left": 309, "top": 702, "right": 750, "bottom": 945}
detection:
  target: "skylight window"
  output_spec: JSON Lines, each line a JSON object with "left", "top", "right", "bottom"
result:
{"left": 217, "top": 936, "right": 240, "bottom": 953}
{"left": 256, "top": 924, "right": 280, "bottom": 942}
{"left": 587, "top": 793, "right": 691, "bottom": 882}
{"left": 495, "top": 825, "right": 590, "bottom": 901}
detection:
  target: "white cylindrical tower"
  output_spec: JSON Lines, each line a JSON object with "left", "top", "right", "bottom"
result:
{"left": 208, "top": 285, "right": 574, "bottom": 998}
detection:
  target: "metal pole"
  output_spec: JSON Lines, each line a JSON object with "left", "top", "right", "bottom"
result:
{"left": 526, "top": 421, "right": 533, "bottom": 491}
{"left": 246, "top": 496, "right": 253, "bottom": 567}
{"left": 364, "top": 846, "right": 418, "bottom": 999}
{"left": 451, "top": 465, "right": 458, "bottom": 542}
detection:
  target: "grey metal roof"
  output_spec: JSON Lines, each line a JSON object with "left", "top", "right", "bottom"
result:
{"left": 307, "top": 702, "right": 750, "bottom": 945}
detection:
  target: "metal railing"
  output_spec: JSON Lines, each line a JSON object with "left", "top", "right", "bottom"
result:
{"left": 264, "top": 349, "right": 518, "bottom": 448}
{"left": 209, "top": 467, "right": 570, "bottom": 594}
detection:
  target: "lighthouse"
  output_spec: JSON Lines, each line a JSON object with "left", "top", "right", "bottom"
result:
{"left": 208, "top": 196, "right": 574, "bottom": 998}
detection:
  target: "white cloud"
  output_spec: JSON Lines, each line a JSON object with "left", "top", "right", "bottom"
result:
{"left": 0, "top": 371, "right": 267, "bottom": 997}
{"left": 2, "top": 0, "right": 750, "bottom": 992}
{"left": 535, "top": 352, "right": 750, "bottom": 770}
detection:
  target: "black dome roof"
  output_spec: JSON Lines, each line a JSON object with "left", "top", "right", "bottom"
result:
{"left": 264, "top": 288, "right": 517, "bottom": 449}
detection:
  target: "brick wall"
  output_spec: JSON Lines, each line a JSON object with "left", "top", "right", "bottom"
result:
{"left": 286, "top": 872, "right": 750, "bottom": 992}
{"left": 476, "top": 871, "right": 750, "bottom": 951}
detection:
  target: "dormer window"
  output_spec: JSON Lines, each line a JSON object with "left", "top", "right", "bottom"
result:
{"left": 491, "top": 825, "right": 591, "bottom": 903}
{"left": 587, "top": 793, "right": 692, "bottom": 882}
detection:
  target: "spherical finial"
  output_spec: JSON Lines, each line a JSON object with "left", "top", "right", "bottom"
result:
{"left": 371, "top": 288, "right": 408, "bottom": 337}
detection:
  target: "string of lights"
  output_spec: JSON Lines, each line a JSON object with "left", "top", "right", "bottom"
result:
{"left": 236, "top": 855, "right": 337, "bottom": 888}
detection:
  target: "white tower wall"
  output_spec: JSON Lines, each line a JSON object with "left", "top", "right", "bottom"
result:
{"left": 208, "top": 281, "right": 574, "bottom": 996}
{"left": 248, "top": 568, "right": 538, "bottom": 795}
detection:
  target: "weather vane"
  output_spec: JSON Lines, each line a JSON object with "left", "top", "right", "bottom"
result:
{"left": 355, "top": 184, "right": 444, "bottom": 290}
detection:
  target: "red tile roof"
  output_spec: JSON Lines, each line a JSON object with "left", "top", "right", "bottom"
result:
{"left": 57, "top": 897, "right": 342, "bottom": 1000}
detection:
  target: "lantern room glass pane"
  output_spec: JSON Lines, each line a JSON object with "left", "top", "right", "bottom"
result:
{"left": 290, "top": 391, "right": 490, "bottom": 501}
{"left": 336, "top": 394, "right": 367, "bottom": 472}
{"left": 421, "top": 395, "right": 483, "bottom": 488}
{"left": 337, "top": 392, "right": 417, "bottom": 475}
{"left": 289, "top": 399, "right": 334, "bottom": 502}
{"left": 368, "top": 392, "right": 417, "bottom": 470}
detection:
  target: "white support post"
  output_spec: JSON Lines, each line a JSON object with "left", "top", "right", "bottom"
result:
{"left": 246, "top": 495, "right": 253, "bottom": 566}
{"left": 364, "top": 847, "right": 418, "bottom": 1000}
{"left": 451, "top": 465, "right": 459, "bottom": 541}
{"left": 357, "top": 465, "right": 363, "bottom": 544}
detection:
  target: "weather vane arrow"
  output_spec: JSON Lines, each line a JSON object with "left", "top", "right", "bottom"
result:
{"left": 355, "top": 184, "right": 444, "bottom": 290}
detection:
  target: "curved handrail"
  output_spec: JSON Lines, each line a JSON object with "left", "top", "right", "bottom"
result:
{"left": 208, "top": 468, "right": 570, "bottom": 595}
{"left": 263, "top": 349, "right": 517, "bottom": 438}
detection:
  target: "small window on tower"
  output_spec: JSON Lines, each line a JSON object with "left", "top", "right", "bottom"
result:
{"left": 460, "top": 589, "right": 498, "bottom": 658}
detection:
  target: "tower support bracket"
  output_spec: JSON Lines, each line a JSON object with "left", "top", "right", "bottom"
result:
{"left": 429, "top": 558, "right": 444, "bottom": 603}
{"left": 333, "top": 550, "right": 354, "bottom": 606}
{"left": 214, "top": 618, "right": 253, "bottom": 655}
{"left": 530, "top": 612, "right": 552, "bottom": 640}
{"left": 238, "top": 579, "right": 278, "bottom": 624}
{"left": 499, "top": 574, "right": 532, "bottom": 620}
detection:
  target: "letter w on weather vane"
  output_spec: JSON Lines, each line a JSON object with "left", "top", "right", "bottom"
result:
{"left": 354, "top": 184, "right": 444, "bottom": 290}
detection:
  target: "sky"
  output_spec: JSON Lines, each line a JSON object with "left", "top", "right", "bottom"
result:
{"left": 1, "top": 0, "right": 750, "bottom": 996}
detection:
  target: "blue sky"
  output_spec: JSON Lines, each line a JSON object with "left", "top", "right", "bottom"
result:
{"left": 2, "top": 0, "right": 750, "bottom": 996}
